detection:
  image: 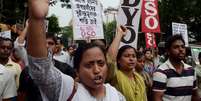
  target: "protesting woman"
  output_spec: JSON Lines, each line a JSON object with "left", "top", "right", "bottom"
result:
{"left": 27, "top": 0, "right": 125, "bottom": 100}
{"left": 107, "top": 26, "right": 147, "bottom": 101}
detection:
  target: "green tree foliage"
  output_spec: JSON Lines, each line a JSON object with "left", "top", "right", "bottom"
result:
{"left": 50, "top": 0, "right": 71, "bottom": 8}
{"left": 47, "top": 14, "right": 61, "bottom": 34}
{"left": 0, "top": 0, "right": 70, "bottom": 24}
{"left": 159, "top": 0, "right": 201, "bottom": 42}
{"left": 104, "top": 21, "right": 117, "bottom": 44}
{"left": 60, "top": 26, "right": 73, "bottom": 38}
{"left": 0, "top": 0, "right": 27, "bottom": 24}
{"left": 59, "top": 26, "right": 73, "bottom": 47}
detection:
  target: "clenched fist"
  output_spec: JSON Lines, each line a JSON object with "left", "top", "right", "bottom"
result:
{"left": 28, "top": 0, "right": 49, "bottom": 19}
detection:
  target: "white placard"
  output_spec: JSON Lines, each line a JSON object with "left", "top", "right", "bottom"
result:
{"left": 0, "top": 30, "right": 11, "bottom": 39}
{"left": 172, "top": 22, "right": 189, "bottom": 46}
{"left": 117, "top": 0, "right": 142, "bottom": 48}
{"left": 191, "top": 46, "right": 201, "bottom": 64}
{"left": 71, "top": 0, "right": 104, "bottom": 40}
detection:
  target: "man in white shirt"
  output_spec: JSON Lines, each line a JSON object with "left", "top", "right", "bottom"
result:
{"left": 0, "top": 64, "right": 17, "bottom": 101}
{"left": 53, "top": 39, "right": 71, "bottom": 66}
{"left": 0, "top": 37, "right": 21, "bottom": 89}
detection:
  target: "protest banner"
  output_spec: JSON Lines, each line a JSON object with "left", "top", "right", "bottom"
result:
{"left": 172, "top": 22, "right": 189, "bottom": 46}
{"left": 141, "top": 0, "right": 160, "bottom": 33}
{"left": 117, "top": 0, "right": 142, "bottom": 48}
{"left": 71, "top": 0, "right": 104, "bottom": 40}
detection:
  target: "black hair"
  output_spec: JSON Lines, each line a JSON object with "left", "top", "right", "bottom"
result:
{"left": 137, "top": 46, "right": 144, "bottom": 51}
{"left": 46, "top": 33, "right": 57, "bottom": 44}
{"left": 199, "top": 52, "right": 201, "bottom": 59}
{"left": 186, "top": 47, "right": 192, "bottom": 56}
{"left": 92, "top": 39, "right": 106, "bottom": 46}
{"left": 67, "top": 45, "right": 76, "bottom": 50}
{"left": 54, "top": 59, "right": 76, "bottom": 78}
{"left": 73, "top": 42, "right": 106, "bottom": 71}
{"left": 116, "top": 45, "right": 136, "bottom": 69}
{"left": 165, "top": 34, "right": 185, "bottom": 50}
{"left": 0, "top": 37, "right": 14, "bottom": 48}
{"left": 92, "top": 39, "right": 107, "bottom": 50}
{"left": 144, "top": 48, "right": 152, "bottom": 54}
{"left": 136, "top": 52, "right": 144, "bottom": 59}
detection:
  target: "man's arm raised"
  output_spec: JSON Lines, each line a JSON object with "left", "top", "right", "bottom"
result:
{"left": 26, "top": 1, "right": 75, "bottom": 101}
{"left": 27, "top": 0, "right": 49, "bottom": 58}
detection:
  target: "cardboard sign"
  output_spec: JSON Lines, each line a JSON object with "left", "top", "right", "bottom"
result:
{"left": 71, "top": 0, "right": 104, "bottom": 40}
{"left": 0, "top": 30, "right": 11, "bottom": 39}
{"left": 117, "top": 0, "right": 142, "bottom": 48}
{"left": 172, "top": 22, "right": 189, "bottom": 46}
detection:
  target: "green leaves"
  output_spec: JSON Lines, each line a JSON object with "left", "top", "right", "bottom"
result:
{"left": 104, "top": 21, "right": 117, "bottom": 44}
{"left": 47, "top": 14, "right": 61, "bottom": 34}
{"left": 49, "top": 0, "right": 71, "bottom": 8}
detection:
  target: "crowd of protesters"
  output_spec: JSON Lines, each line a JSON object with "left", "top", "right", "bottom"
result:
{"left": 0, "top": 0, "right": 201, "bottom": 101}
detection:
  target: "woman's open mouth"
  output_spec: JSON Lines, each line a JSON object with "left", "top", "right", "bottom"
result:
{"left": 93, "top": 75, "right": 103, "bottom": 84}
